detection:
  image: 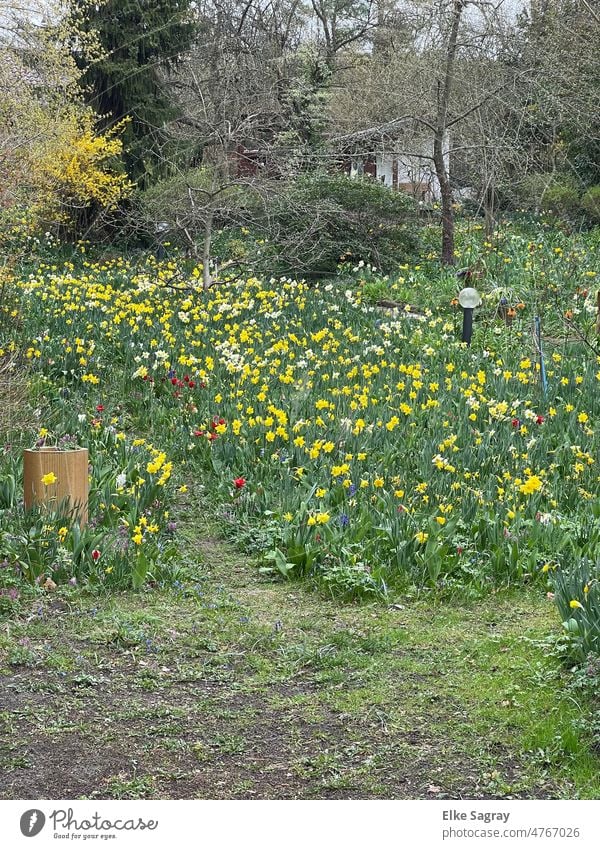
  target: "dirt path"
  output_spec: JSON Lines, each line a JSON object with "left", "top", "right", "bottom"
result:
{"left": 0, "top": 533, "right": 595, "bottom": 799}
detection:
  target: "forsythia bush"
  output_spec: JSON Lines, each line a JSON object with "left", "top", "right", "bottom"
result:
{"left": 30, "top": 113, "right": 133, "bottom": 228}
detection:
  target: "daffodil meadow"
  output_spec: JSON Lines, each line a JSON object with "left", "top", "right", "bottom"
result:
{"left": 1, "top": 222, "right": 600, "bottom": 658}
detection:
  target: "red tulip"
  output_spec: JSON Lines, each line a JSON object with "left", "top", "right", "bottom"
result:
{"left": 234, "top": 477, "right": 246, "bottom": 489}
{"left": 92, "top": 549, "right": 101, "bottom": 561}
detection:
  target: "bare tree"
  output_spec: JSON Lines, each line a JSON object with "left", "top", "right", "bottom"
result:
{"left": 328, "top": 0, "right": 538, "bottom": 262}
{"left": 310, "top": 0, "right": 378, "bottom": 65}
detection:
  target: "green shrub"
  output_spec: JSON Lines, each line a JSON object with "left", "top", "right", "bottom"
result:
{"left": 541, "top": 177, "right": 580, "bottom": 217}
{"left": 130, "top": 170, "right": 420, "bottom": 278}
{"left": 263, "top": 173, "right": 420, "bottom": 277}
{"left": 580, "top": 186, "right": 600, "bottom": 223}
{"left": 501, "top": 173, "right": 554, "bottom": 212}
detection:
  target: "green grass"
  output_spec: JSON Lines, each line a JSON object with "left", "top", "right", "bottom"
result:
{"left": 0, "top": 511, "right": 598, "bottom": 800}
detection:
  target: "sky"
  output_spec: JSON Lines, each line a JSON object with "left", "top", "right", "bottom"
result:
{"left": 499, "top": 0, "right": 529, "bottom": 18}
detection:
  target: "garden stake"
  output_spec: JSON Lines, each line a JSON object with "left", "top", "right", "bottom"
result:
{"left": 535, "top": 315, "right": 548, "bottom": 397}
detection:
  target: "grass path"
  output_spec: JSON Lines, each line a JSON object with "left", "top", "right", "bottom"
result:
{"left": 1, "top": 517, "right": 599, "bottom": 800}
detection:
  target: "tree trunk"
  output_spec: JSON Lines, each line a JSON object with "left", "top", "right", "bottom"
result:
{"left": 434, "top": 0, "right": 465, "bottom": 266}
{"left": 433, "top": 132, "right": 454, "bottom": 265}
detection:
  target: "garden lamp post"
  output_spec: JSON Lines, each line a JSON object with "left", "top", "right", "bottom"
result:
{"left": 458, "top": 287, "right": 481, "bottom": 346}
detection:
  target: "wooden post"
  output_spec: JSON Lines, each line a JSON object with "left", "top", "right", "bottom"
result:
{"left": 23, "top": 447, "right": 89, "bottom": 526}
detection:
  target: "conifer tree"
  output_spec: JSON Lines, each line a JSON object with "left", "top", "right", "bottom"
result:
{"left": 71, "top": 0, "right": 197, "bottom": 185}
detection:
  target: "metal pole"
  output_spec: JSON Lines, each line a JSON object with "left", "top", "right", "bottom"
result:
{"left": 462, "top": 307, "right": 474, "bottom": 345}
